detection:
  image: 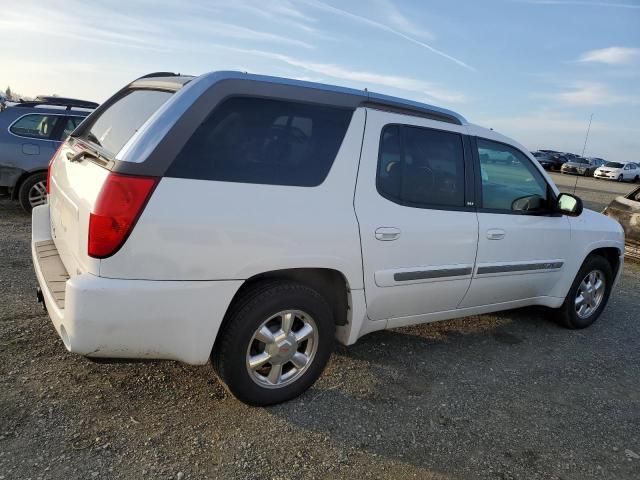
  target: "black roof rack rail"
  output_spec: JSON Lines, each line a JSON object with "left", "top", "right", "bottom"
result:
{"left": 16, "top": 96, "right": 99, "bottom": 110}
{"left": 136, "top": 72, "right": 181, "bottom": 80}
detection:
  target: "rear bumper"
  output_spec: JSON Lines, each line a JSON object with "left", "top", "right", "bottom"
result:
{"left": 31, "top": 205, "right": 242, "bottom": 364}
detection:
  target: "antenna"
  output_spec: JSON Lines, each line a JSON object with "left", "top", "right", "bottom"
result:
{"left": 581, "top": 113, "right": 593, "bottom": 157}
{"left": 574, "top": 113, "right": 593, "bottom": 195}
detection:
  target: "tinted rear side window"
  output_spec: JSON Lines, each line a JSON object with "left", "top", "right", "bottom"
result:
{"left": 82, "top": 89, "right": 173, "bottom": 156}
{"left": 166, "top": 97, "right": 353, "bottom": 186}
{"left": 377, "top": 125, "right": 466, "bottom": 208}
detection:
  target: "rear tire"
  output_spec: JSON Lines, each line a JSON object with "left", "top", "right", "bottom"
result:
{"left": 634, "top": 175, "right": 639, "bottom": 183}
{"left": 18, "top": 172, "right": 47, "bottom": 213}
{"left": 212, "top": 281, "right": 335, "bottom": 406}
{"left": 556, "top": 255, "right": 613, "bottom": 329}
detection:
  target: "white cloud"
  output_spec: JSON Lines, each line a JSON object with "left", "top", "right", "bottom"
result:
{"left": 374, "top": 0, "right": 434, "bottom": 39}
{"left": 578, "top": 46, "right": 640, "bottom": 65}
{"left": 302, "top": 0, "right": 475, "bottom": 71}
{"left": 167, "top": 19, "right": 314, "bottom": 49}
{"left": 233, "top": 48, "right": 466, "bottom": 104}
{"left": 194, "top": 0, "right": 321, "bottom": 34}
{"left": 537, "top": 82, "right": 638, "bottom": 106}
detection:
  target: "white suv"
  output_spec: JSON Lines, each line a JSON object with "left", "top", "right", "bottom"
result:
{"left": 32, "top": 71, "right": 624, "bottom": 405}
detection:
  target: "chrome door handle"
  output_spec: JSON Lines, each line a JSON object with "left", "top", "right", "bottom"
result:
{"left": 487, "top": 229, "right": 505, "bottom": 240}
{"left": 375, "top": 227, "right": 401, "bottom": 241}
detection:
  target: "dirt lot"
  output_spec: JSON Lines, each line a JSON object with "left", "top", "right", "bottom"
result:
{"left": 1, "top": 175, "right": 639, "bottom": 480}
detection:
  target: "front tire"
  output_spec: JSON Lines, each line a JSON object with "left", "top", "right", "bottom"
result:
{"left": 212, "top": 281, "right": 335, "bottom": 406}
{"left": 557, "top": 255, "right": 613, "bottom": 329}
{"left": 18, "top": 172, "right": 47, "bottom": 212}
{"left": 617, "top": 174, "right": 624, "bottom": 182}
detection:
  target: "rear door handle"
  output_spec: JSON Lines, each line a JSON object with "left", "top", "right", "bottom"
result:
{"left": 375, "top": 227, "right": 401, "bottom": 241}
{"left": 487, "top": 229, "right": 506, "bottom": 240}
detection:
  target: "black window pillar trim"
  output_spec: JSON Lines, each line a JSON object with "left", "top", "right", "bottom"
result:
{"left": 462, "top": 134, "right": 476, "bottom": 210}
{"left": 470, "top": 135, "right": 483, "bottom": 211}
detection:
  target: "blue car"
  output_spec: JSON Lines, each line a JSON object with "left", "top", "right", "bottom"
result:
{"left": 0, "top": 96, "right": 98, "bottom": 211}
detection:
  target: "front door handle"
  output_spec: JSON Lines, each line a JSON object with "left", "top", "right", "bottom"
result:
{"left": 375, "top": 227, "right": 401, "bottom": 241}
{"left": 487, "top": 229, "right": 506, "bottom": 240}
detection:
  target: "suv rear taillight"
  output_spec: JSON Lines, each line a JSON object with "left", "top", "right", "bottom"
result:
{"left": 46, "top": 144, "right": 64, "bottom": 194}
{"left": 88, "top": 173, "right": 158, "bottom": 258}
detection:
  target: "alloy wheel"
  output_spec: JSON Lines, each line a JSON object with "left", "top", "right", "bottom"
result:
{"left": 28, "top": 181, "right": 47, "bottom": 208}
{"left": 246, "top": 309, "right": 318, "bottom": 389}
{"left": 575, "top": 270, "right": 606, "bottom": 319}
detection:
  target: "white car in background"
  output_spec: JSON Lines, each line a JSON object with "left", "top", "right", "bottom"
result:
{"left": 594, "top": 161, "right": 640, "bottom": 182}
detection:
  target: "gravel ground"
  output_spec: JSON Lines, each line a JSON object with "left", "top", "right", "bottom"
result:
{"left": 1, "top": 175, "right": 639, "bottom": 480}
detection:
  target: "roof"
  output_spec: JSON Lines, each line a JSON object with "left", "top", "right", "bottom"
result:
{"left": 131, "top": 70, "right": 467, "bottom": 126}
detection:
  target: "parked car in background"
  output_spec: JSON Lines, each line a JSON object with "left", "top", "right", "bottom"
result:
{"left": 32, "top": 71, "right": 624, "bottom": 406}
{"left": 561, "top": 157, "right": 606, "bottom": 176}
{"left": 0, "top": 96, "right": 98, "bottom": 211}
{"left": 603, "top": 186, "right": 640, "bottom": 260}
{"left": 594, "top": 161, "right": 640, "bottom": 182}
{"left": 532, "top": 151, "right": 568, "bottom": 171}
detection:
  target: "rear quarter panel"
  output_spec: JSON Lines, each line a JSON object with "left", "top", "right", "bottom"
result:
{"left": 98, "top": 108, "right": 367, "bottom": 289}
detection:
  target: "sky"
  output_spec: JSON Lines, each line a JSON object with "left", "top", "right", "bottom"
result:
{"left": 1, "top": 0, "right": 639, "bottom": 161}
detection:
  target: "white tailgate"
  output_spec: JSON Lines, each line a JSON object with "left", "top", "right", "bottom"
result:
{"left": 49, "top": 142, "right": 108, "bottom": 277}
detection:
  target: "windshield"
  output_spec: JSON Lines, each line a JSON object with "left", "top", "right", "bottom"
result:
{"left": 604, "top": 162, "right": 623, "bottom": 168}
{"left": 81, "top": 89, "right": 173, "bottom": 157}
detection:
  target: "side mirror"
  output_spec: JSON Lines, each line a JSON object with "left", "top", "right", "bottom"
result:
{"left": 556, "top": 193, "right": 583, "bottom": 217}
{"left": 511, "top": 194, "right": 545, "bottom": 212}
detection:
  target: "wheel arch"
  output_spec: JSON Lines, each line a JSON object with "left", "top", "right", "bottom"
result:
{"left": 11, "top": 168, "right": 46, "bottom": 200}
{"left": 587, "top": 246, "right": 622, "bottom": 279}
{"left": 212, "top": 268, "right": 354, "bottom": 358}
{"left": 226, "top": 268, "right": 352, "bottom": 327}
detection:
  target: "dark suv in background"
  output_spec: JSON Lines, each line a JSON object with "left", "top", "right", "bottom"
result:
{"left": 0, "top": 96, "right": 98, "bottom": 211}
{"left": 532, "top": 150, "right": 568, "bottom": 171}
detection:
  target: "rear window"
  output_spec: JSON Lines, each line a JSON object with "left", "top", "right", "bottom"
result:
{"left": 82, "top": 89, "right": 173, "bottom": 156}
{"left": 166, "top": 97, "right": 353, "bottom": 187}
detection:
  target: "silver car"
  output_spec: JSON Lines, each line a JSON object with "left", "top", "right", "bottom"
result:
{"left": 0, "top": 96, "right": 97, "bottom": 211}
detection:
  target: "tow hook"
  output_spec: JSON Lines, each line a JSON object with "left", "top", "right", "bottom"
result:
{"left": 36, "top": 287, "right": 47, "bottom": 312}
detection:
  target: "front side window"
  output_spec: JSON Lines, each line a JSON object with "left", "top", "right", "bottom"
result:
{"left": 167, "top": 97, "right": 353, "bottom": 187}
{"left": 10, "top": 114, "right": 60, "bottom": 139}
{"left": 477, "top": 138, "right": 548, "bottom": 212}
{"left": 377, "top": 125, "right": 466, "bottom": 209}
